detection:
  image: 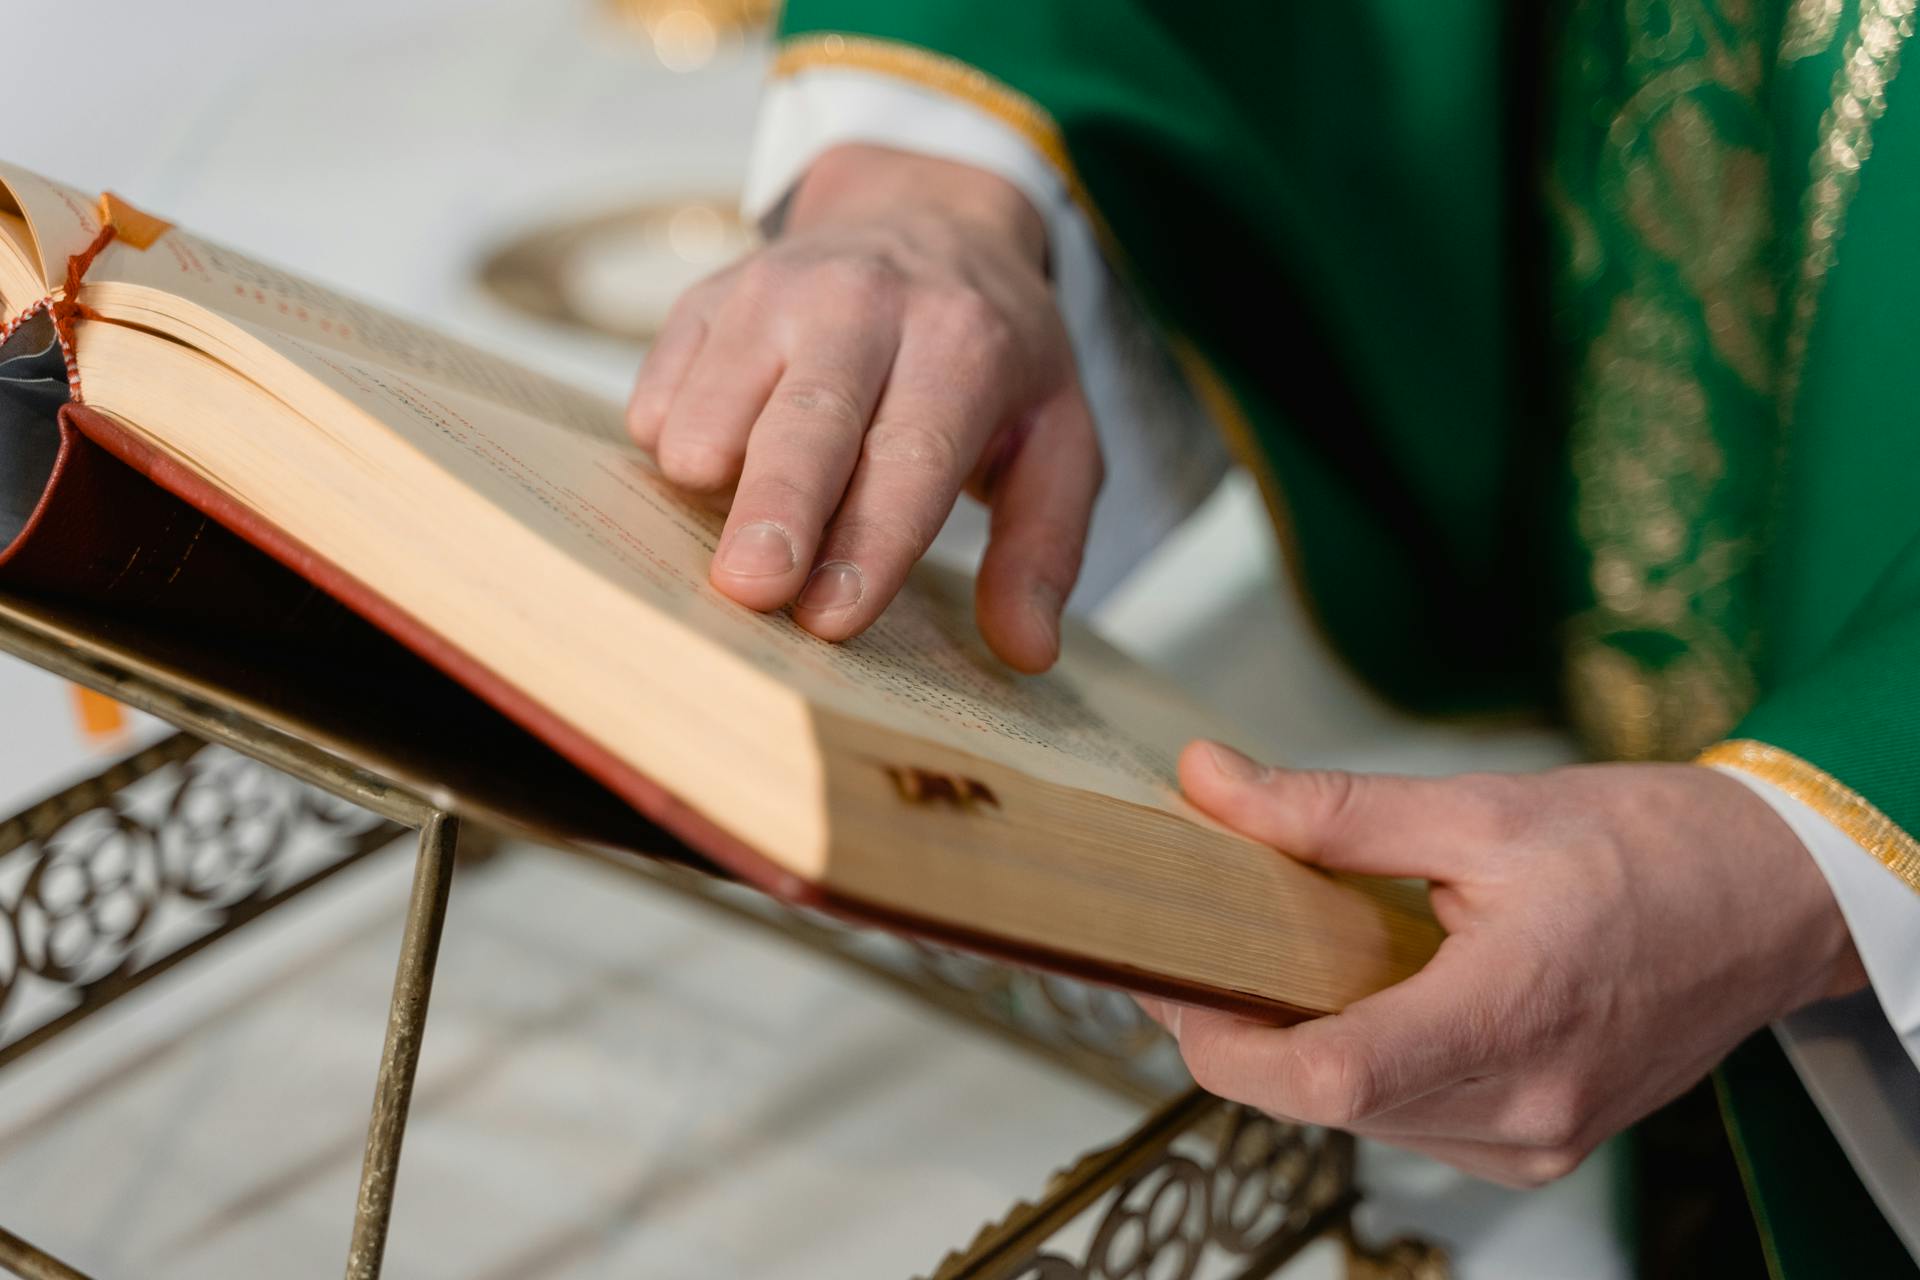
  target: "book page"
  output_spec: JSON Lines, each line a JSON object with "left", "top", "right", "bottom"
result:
{"left": 99, "top": 228, "right": 626, "bottom": 444}
{"left": 0, "top": 164, "right": 1185, "bottom": 788}
{"left": 0, "top": 212, "right": 43, "bottom": 312}
{"left": 0, "top": 162, "right": 623, "bottom": 445}
{"left": 0, "top": 161, "right": 105, "bottom": 283}
{"left": 3, "top": 151, "right": 1215, "bottom": 811}
{"left": 223, "top": 317, "right": 1197, "bottom": 809}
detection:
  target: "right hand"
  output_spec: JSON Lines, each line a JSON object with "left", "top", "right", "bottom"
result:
{"left": 626, "top": 143, "right": 1102, "bottom": 673}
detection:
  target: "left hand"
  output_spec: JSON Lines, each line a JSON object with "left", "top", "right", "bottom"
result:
{"left": 1141, "top": 741, "right": 1869, "bottom": 1188}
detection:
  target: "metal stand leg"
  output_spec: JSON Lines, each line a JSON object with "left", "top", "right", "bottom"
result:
{"left": 0, "top": 1228, "right": 95, "bottom": 1280}
{"left": 344, "top": 812, "right": 459, "bottom": 1280}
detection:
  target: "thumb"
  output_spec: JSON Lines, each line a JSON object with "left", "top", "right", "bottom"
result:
{"left": 1168, "top": 939, "right": 1491, "bottom": 1127}
{"left": 1178, "top": 741, "right": 1504, "bottom": 881}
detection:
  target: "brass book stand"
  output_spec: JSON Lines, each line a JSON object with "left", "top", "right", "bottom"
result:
{"left": 0, "top": 589, "right": 1444, "bottom": 1280}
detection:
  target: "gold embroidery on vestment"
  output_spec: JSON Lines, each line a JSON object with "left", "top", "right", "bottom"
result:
{"left": 1624, "top": 95, "right": 1775, "bottom": 392}
{"left": 1779, "top": 0, "right": 1918, "bottom": 415}
{"left": 1562, "top": 4, "right": 1917, "bottom": 763}
{"left": 1700, "top": 739, "right": 1920, "bottom": 894}
{"left": 1562, "top": 1, "right": 1772, "bottom": 760}
{"left": 1782, "top": 0, "right": 1845, "bottom": 62}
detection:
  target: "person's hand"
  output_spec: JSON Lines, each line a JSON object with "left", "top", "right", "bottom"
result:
{"left": 1141, "top": 742, "right": 1869, "bottom": 1188}
{"left": 627, "top": 143, "right": 1100, "bottom": 673}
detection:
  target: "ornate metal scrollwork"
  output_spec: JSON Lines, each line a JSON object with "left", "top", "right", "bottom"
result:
{"left": 0, "top": 733, "right": 404, "bottom": 1063}
{"left": 927, "top": 1095, "right": 1449, "bottom": 1280}
{"left": 931, "top": 1098, "right": 1358, "bottom": 1280}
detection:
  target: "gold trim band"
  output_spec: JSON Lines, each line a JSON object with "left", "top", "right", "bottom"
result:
{"left": 1700, "top": 739, "right": 1920, "bottom": 894}
{"left": 772, "top": 33, "right": 1088, "bottom": 207}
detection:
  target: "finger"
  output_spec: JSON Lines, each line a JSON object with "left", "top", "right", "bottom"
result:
{"left": 1344, "top": 1071, "right": 1588, "bottom": 1149}
{"left": 1172, "top": 941, "right": 1492, "bottom": 1128}
{"left": 627, "top": 310, "right": 709, "bottom": 452}
{"left": 1366, "top": 1134, "right": 1588, "bottom": 1189}
{"left": 712, "top": 335, "right": 898, "bottom": 609}
{"left": 1177, "top": 743, "right": 1515, "bottom": 880}
{"left": 973, "top": 384, "right": 1102, "bottom": 672}
{"left": 792, "top": 319, "right": 1012, "bottom": 640}
{"left": 653, "top": 302, "right": 784, "bottom": 495}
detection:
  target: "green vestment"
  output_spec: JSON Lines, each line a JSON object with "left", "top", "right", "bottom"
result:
{"left": 769, "top": 3, "right": 1920, "bottom": 1272}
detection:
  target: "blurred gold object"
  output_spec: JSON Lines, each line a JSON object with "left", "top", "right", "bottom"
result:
{"left": 606, "top": 0, "right": 779, "bottom": 71}
{"left": 479, "top": 197, "right": 757, "bottom": 343}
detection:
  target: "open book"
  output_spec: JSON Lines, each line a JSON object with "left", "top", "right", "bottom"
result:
{"left": 0, "top": 161, "right": 1440, "bottom": 1019}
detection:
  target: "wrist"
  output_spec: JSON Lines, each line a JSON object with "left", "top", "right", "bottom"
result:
{"left": 1704, "top": 766, "right": 1870, "bottom": 1011}
{"left": 787, "top": 143, "right": 1049, "bottom": 271}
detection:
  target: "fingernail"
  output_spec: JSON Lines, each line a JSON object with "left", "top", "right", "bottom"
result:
{"left": 797, "top": 560, "right": 863, "bottom": 614}
{"left": 1205, "top": 741, "right": 1267, "bottom": 782}
{"left": 716, "top": 521, "right": 794, "bottom": 578}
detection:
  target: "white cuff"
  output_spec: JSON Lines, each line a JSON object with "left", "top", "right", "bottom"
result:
{"left": 744, "top": 68, "right": 1227, "bottom": 608}
{"left": 1716, "top": 766, "right": 1920, "bottom": 1259}
{"left": 1716, "top": 766, "right": 1920, "bottom": 1069}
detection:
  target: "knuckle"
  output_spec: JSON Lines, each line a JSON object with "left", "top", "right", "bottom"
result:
{"left": 739, "top": 470, "right": 823, "bottom": 515}
{"left": 1515, "top": 1145, "right": 1585, "bottom": 1187}
{"left": 777, "top": 379, "right": 867, "bottom": 432}
{"left": 657, "top": 436, "right": 740, "bottom": 492}
{"left": 827, "top": 510, "right": 941, "bottom": 563}
{"left": 927, "top": 286, "right": 1011, "bottom": 342}
{"left": 863, "top": 420, "right": 961, "bottom": 479}
{"left": 925, "top": 291, "right": 1021, "bottom": 383}
{"left": 733, "top": 252, "right": 787, "bottom": 302}
{"left": 1513, "top": 1089, "right": 1585, "bottom": 1149}
{"left": 1283, "top": 1036, "right": 1383, "bottom": 1129}
{"left": 665, "top": 275, "right": 725, "bottom": 326}
{"left": 820, "top": 253, "right": 904, "bottom": 304}
{"left": 1301, "top": 770, "right": 1366, "bottom": 838}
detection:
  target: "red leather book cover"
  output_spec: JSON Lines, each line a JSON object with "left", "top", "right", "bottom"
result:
{"left": 0, "top": 394, "right": 1299, "bottom": 1023}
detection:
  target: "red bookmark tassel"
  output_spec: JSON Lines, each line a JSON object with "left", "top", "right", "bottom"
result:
{"left": 49, "top": 222, "right": 117, "bottom": 401}
{"left": 0, "top": 220, "right": 119, "bottom": 403}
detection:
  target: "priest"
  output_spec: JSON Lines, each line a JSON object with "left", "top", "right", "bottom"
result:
{"left": 627, "top": 4, "right": 1920, "bottom": 1272}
